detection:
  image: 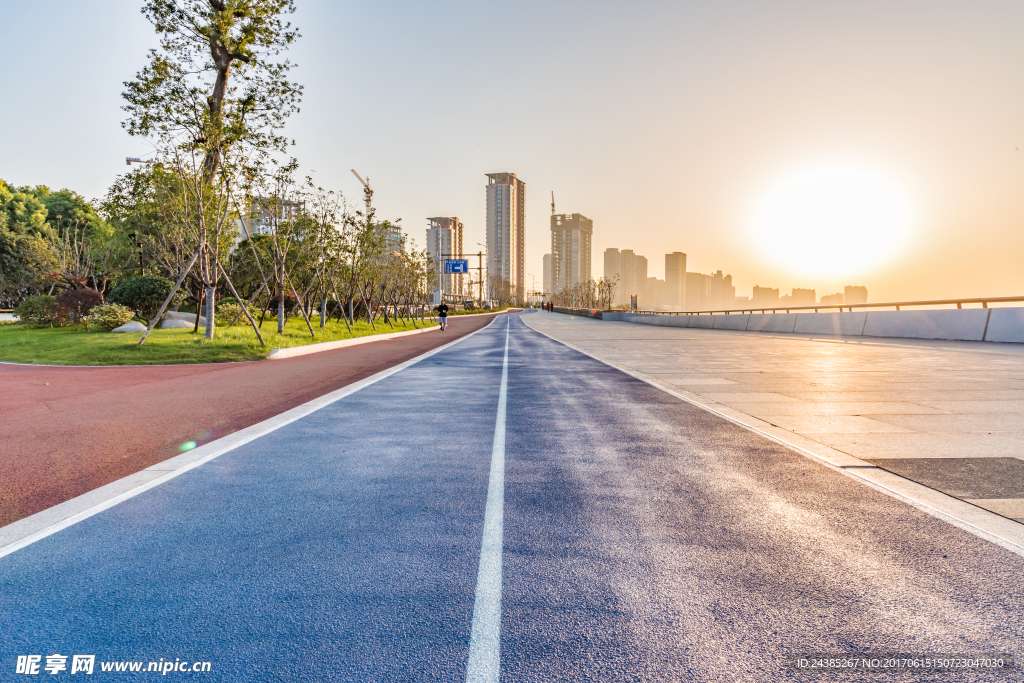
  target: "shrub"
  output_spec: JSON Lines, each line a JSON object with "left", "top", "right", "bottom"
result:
{"left": 90, "top": 303, "right": 136, "bottom": 331}
{"left": 108, "top": 276, "right": 183, "bottom": 323}
{"left": 215, "top": 302, "right": 243, "bottom": 325}
{"left": 14, "top": 295, "right": 71, "bottom": 328}
{"left": 56, "top": 288, "right": 103, "bottom": 328}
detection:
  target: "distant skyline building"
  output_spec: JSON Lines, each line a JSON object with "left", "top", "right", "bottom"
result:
{"left": 550, "top": 212, "right": 593, "bottom": 294}
{"left": 646, "top": 277, "right": 666, "bottom": 309}
{"left": 604, "top": 248, "right": 622, "bottom": 303}
{"left": 844, "top": 285, "right": 868, "bottom": 304}
{"left": 605, "top": 247, "right": 650, "bottom": 307}
{"left": 665, "top": 252, "right": 686, "bottom": 310}
{"left": 485, "top": 172, "right": 526, "bottom": 301}
{"left": 820, "top": 292, "right": 844, "bottom": 305}
{"left": 543, "top": 253, "right": 553, "bottom": 298}
{"left": 709, "top": 271, "right": 736, "bottom": 309}
{"left": 426, "top": 217, "right": 464, "bottom": 301}
{"left": 752, "top": 285, "right": 780, "bottom": 307}
{"left": 621, "top": 250, "right": 648, "bottom": 307}
{"left": 777, "top": 287, "right": 815, "bottom": 307}
{"left": 686, "top": 272, "right": 710, "bottom": 310}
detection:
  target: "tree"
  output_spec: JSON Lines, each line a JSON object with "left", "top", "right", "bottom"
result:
{"left": 122, "top": 0, "right": 302, "bottom": 342}
{"left": 0, "top": 180, "right": 56, "bottom": 307}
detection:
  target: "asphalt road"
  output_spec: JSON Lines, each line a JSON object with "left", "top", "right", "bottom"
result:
{"left": 1, "top": 311, "right": 1022, "bottom": 681}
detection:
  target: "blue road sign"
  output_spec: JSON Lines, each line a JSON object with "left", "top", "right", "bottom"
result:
{"left": 444, "top": 259, "right": 469, "bottom": 274}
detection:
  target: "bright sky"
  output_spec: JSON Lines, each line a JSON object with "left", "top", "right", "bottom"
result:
{"left": 4, "top": 0, "right": 1023, "bottom": 301}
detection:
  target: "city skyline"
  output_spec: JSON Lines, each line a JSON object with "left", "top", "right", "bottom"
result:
{"left": 3, "top": 1, "right": 1024, "bottom": 302}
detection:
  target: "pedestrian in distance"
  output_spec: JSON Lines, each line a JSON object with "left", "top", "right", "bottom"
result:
{"left": 436, "top": 302, "right": 449, "bottom": 330}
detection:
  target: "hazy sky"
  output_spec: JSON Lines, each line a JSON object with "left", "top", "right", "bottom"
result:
{"left": 3, "top": 0, "right": 1023, "bottom": 301}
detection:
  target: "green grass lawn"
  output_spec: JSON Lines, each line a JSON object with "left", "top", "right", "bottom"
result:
{"left": 0, "top": 316, "right": 438, "bottom": 366}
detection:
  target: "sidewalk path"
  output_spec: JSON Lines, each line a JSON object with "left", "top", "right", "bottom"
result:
{"left": 1, "top": 312, "right": 1021, "bottom": 681}
{"left": 526, "top": 312, "right": 1024, "bottom": 527}
{"left": 0, "top": 313, "right": 501, "bottom": 527}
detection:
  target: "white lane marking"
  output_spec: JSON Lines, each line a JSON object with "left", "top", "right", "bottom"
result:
{"left": 0, "top": 317, "right": 503, "bottom": 560}
{"left": 466, "top": 316, "right": 510, "bottom": 683}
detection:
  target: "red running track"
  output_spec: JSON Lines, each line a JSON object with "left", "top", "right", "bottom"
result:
{"left": 0, "top": 313, "right": 505, "bottom": 527}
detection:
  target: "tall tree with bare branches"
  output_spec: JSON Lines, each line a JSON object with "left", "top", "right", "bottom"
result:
{"left": 122, "top": 0, "right": 301, "bottom": 341}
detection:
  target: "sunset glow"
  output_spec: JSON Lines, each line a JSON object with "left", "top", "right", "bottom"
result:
{"left": 749, "top": 165, "right": 914, "bottom": 280}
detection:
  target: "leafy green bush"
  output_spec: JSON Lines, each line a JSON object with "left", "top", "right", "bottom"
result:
{"left": 216, "top": 297, "right": 258, "bottom": 325}
{"left": 215, "top": 302, "right": 243, "bottom": 325}
{"left": 14, "top": 295, "right": 71, "bottom": 328}
{"left": 108, "top": 276, "right": 183, "bottom": 323}
{"left": 90, "top": 303, "right": 136, "bottom": 331}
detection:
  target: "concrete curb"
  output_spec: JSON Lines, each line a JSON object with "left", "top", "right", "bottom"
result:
{"left": 0, "top": 316, "right": 501, "bottom": 559}
{"left": 267, "top": 324, "right": 439, "bottom": 360}
{"left": 268, "top": 310, "right": 519, "bottom": 359}
{"left": 522, "top": 315, "right": 1024, "bottom": 558}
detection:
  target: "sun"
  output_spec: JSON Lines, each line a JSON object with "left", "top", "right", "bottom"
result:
{"left": 748, "top": 164, "right": 914, "bottom": 280}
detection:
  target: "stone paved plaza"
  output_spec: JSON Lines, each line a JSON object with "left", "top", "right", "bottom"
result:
{"left": 526, "top": 312, "right": 1024, "bottom": 525}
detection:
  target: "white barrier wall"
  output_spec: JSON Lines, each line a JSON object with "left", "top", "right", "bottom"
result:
{"left": 746, "top": 313, "right": 798, "bottom": 333}
{"left": 596, "top": 307, "right": 1024, "bottom": 344}
{"left": 794, "top": 312, "right": 867, "bottom": 336}
{"left": 621, "top": 313, "right": 689, "bottom": 328}
{"left": 862, "top": 309, "right": 989, "bottom": 342}
{"left": 981, "top": 308, "right": 1024, "bottom": 343}
{"left": 713, "top": 314, "right": 750, "bottom": 330}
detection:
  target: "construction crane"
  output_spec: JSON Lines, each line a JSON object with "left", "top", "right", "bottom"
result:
{"left": 351, "top": 169, "right": 373, "bottom": 214}
{"left": 551, "top": 191, "right": 555, "bottom": 216}
{"left": 125, "top": 157, "right": 155, "bottom": 166}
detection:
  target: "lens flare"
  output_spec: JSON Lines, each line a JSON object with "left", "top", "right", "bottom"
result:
{"left": 179, "top": 441, "right": 197, "bottom": 452}
{"left": 749, "top": 164, "right": 914, "bottom": 279}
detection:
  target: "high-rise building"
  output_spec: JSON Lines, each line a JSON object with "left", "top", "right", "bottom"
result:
{"left": 686, "top": 272, "right": 711, "bottom": 310}
{"left": 752, "top": 285, "right": 780, "bottom": 307}
{"left": 550, "top": 213, "right": 593, "bottom": 294}
{"left": 665, "top": 252, "right": 686, "bottom": 310}
{"left": 485, "top": 173, "right": 526, "bottom": 301}
{"left": 709, "top": 271, "right": 736, "bottom": 309}
{"left": 426, "top": 217, "right": 464, "bottom": 302}
{"left": 791, "top": 288, "right": 816, "bottom": 306}
{"left": 543, "top": 254, "right": 553, "bottom": 298}
{"left": 646, "top": 277, "right": 666, "bottom": 309}
{"left": 620, "top": 250, "right": 648, "bottom": 307}
{"left": 844, "top": 285, "right": 868, "bottom": 305}
{"left": 604, "top": 248, "right": 622, "bottom": 304}
{"left": 820, "top": 292, "right": 844, "bottom": 305}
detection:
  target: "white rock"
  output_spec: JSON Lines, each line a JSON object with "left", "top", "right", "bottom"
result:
{"left": 112, "top": 321, "right": 147, "bottom": 333}
{"left": 161, "top": 313, "right": 206, "bottom": 326}
{"left": 161, "top": 319, "right": 196, "bottom": 329}
{"left": 163, "top": 311, "right": 207, "bottom": 324}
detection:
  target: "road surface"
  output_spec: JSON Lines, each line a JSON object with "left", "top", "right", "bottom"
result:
{"left": 1, "top": 311, "right": 1021, "bottom": 681}
{"left": 0, "top": 312, "right": 502, "bottom": 527}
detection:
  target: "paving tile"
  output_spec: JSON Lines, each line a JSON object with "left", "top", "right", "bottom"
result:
{"left": 912, "top": 401, "right": 1024, "bottom": 414}
{"left": 867, "top": 414, "right": 1024, "bottom": 433}
{"left": 784, "top": 391, "right": 1024, "bottom": 402}
{"left": 865, "top": 457, "right": 1024, "bottom": 498}
{"left": 761, "top": 415, "right": 914, "bottom": 434}
{"left": 700, "top": 392, "right": 804, "bottom": 403}
{"left": 660, "top": 377, "right": 738, "bottom": 385}
{"left": 964, "top": 499, "right": 1024, "bottom": 521}
{"left": 723, "top": 402, "right": 951, "bottom": 416}
{"left": 814, "top": 433, "right": 1024, "bottom": 459}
